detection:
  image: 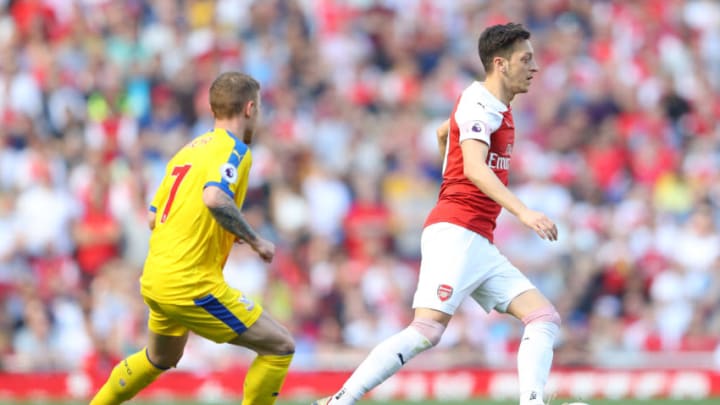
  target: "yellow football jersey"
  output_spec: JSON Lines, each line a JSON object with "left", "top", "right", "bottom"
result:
{"left": 141, "top": 128, "right": 252, "bottom": 304}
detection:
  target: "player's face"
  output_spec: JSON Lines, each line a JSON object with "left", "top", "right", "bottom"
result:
{"left": 505, "top": 40, "right": 538, "bottom": 95}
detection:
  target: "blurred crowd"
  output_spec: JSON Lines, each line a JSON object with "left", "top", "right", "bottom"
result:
{"left": 1, "top": 0, "right": 720, "bottom": 373}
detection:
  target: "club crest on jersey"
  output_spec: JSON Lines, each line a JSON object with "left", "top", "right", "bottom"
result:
{"left": 471, "top": 122, "right": 483, "bottom": 133}
{"left": 220, "top": 163, "right": 238, "bottom": 183}
{"left": 437, "top": 284, "right": 453, "bottom": 302}
{"left": 506, "top": 144, "right": 513, "bottom": 155}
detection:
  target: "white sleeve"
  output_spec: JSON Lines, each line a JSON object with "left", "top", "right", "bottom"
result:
{"left": 454, "top": 95, "right": 503, "bottom": 146}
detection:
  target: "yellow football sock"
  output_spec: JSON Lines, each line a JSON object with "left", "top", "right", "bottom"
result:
{"left": 241, "top": 353, "right": 294, "bottom": 405}
{"left": 89, "top": 348, "right": 167, "bottom": 405}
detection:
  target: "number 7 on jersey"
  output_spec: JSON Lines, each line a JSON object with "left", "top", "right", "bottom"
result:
{"left": 161, "top": 164, "right": 191, "bottom": 223}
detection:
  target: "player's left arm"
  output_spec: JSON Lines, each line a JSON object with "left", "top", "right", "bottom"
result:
{"left": 147, "top": 173, "right": 171, "bottom": 231}
{"left": 455, "top": 98, "right": 557, "bottom": 241}
{"left": 462, "top": 139, "right": 529, "bottom": 217}
{"left": 455, "top": 102, "right": 530, "bottom": 218}
{"left": 147, "top": 210, "right": 156, "bottom": 230}
{"left": 461, "top": 139, "right": 558, "bottom": 241}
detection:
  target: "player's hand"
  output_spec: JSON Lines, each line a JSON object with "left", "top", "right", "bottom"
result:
{"left": 251, "top": 238, "right": 275, "bottom": 263}
{"left": 518, "top": 209, "right": 558, "bottom": 241}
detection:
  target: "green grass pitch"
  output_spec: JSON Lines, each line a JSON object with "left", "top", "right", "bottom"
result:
{"left": 1, "top": 400, "right": 719, "bottom": 405}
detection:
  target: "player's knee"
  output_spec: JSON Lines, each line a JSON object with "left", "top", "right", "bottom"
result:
{"left": 148, "top": 349, "right": 183, "bottom": 369}
{"left": 276, "top": 335, "right": 295, "bottom": 355}
{"left": 521, "top": 306, "right": 561, "bottom": 327}
{"left": 410, "top": 318, "right": 446, "bottom": 347}
{"left": 270, "top": 328, "right": 296, "bottom": 355}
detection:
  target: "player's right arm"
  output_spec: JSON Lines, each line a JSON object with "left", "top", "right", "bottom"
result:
{"left": 436, "top": 119, "right": 450, "bottom": 159}
{"left": 202, "top": 186, "right": 275, "bottom": 262}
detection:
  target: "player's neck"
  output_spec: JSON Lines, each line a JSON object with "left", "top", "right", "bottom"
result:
{"left": 213, "top": 118, "right": 242, "bottom": 138}
{"left": 482, "top": 76, "right": 514, "bottom": 105}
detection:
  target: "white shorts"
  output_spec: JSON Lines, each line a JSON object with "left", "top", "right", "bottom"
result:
{"left": 412, "top": 222, "right": 535, "bottom": 315}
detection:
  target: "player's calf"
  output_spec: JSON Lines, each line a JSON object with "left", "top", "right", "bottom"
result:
{"left": 518, "top": 306, "right": 561, "bottom": 405}
{"left": 241, "top": 325, "right": 295, "bottom": 405}
{"left": 316, "top": 317, "right": 447, "bottom": 405}
{"left": 89, "top": 348, "right": 168, "bottom": 405}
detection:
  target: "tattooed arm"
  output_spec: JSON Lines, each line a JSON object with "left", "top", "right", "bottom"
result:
{"left": 204, "top": 187, "right": 259, "bottom": 244}
{"left": 202, "top": 185, "right": 275, "bottom": 262}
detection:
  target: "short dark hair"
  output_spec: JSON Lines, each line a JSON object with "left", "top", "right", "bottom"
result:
{"left": 477, "top": 23, "right": 531, "bottom": 73}
{"left": 209, "top": 72, "right": 260, "bottom": 119}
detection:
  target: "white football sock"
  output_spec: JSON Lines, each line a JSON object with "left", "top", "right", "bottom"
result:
{"left": 330, "top": 326, "right": 434, "bottom": 405}
{"left": 517, "top": 321, "right": 559, "bottom": 405}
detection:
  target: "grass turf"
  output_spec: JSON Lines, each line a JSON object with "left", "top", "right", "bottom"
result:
{"left": 1, "top": 400, "right": 719, "bottom": 405}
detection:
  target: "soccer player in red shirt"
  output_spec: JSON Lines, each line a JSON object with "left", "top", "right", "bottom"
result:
{"left": 315, "top": 23, "right": 560, "bottom": 405}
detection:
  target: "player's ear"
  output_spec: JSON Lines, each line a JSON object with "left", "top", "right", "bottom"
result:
{"left": 493, "top": 56, "right": 507, "bottom": 74}
{"left": 244, "top": 100, "right": 256, "bottom": 118}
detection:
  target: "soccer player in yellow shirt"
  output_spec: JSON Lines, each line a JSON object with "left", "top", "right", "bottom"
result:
{"left": 90, "top": 72, "right": 294, "bottom": 405}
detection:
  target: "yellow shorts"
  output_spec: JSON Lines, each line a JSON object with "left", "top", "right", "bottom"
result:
{"left": 144, "top": 286, "right": 263, "bottom": 343}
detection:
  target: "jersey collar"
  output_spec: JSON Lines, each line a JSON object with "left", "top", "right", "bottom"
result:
{"left": 473, "top": 81, "right": 509, "bottom": 113}
{"left": 216, "top": 127, "right": 241, "bottom": 144}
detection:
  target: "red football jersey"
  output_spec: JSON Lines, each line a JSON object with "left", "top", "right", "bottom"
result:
{"left": 424, "top": 81, "right": 515, "bottom": 243}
